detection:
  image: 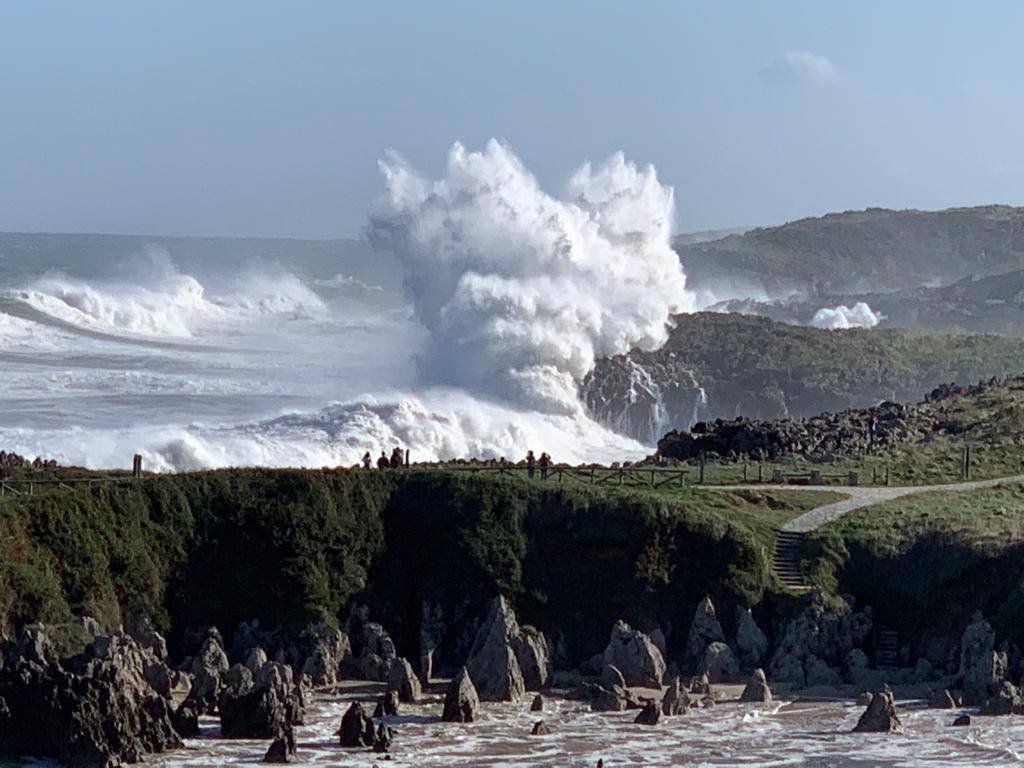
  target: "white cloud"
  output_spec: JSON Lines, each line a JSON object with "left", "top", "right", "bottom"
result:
{"left": 760, "top": 51, "right": 837, "bottom": 86}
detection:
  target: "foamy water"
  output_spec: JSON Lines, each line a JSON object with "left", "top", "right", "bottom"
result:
{"left": 152, "top": 686, "right": 1024, "bottom": 767}
{"left": 0, "top": 142, "right": 684, "bottom": 471}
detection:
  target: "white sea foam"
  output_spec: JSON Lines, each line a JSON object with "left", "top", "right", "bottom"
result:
{"left": 809, "top": 302, "right": 882, "bottom": 330}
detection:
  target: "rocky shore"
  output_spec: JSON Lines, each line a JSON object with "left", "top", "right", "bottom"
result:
{"left": 3, "top": 589, "right": 1022, "bottom": 766}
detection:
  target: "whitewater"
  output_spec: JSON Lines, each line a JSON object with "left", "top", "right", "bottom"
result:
{"left": 0, "top": 142, "right": 691, "bottom": 471}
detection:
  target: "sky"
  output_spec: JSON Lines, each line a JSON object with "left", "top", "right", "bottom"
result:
{"left": 1, "top": 1, "right": 1023, "bottom": 239}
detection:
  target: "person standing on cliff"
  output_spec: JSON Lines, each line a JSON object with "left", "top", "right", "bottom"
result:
{"left": 361, "top": 451, "right": 372, "bottom": 469}
{"left": 526, "top": 450, "right": 536, "bottom": 479}
{"left": 539, "top": 451, "right": 551, "bottom": 480}
{"left": 390, "top": 446, "right": 403, "bottom": 468}
{"left": 377, "top": 450, "right": 389, "bottom": 469}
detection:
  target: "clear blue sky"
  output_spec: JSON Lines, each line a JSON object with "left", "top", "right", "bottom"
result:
{"left": 2, "top": 1, "right": 1023, "bottom": 238}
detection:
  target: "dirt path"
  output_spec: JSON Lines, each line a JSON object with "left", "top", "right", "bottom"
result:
{"left": 720, "top": 475, "right": 1024, "bottom": 533}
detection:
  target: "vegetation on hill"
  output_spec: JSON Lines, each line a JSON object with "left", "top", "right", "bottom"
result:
{"left": 0, "top": 468, "right": 834, "bottom": 664}
{"left": 805, "top": 482, "right": 1024, "bottom": 671}
{"left": 583, "top": 312, "right": 1024, "bottom": 439}
{"left": 676, "top": 205, "right": 1024, "bottom": 296}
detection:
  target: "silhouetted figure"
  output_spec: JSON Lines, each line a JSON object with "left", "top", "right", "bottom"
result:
{"left": 538, "top": 452, "right": 551, "bottom": 480}
{"left": 390, "top": 447, "right": 403, "bottom": 469}
{"left": 525, "top": 450, "right": 536, "bottom": 479}
{"left": 362, "top": 451, "right": 372, "bottom": 469}
{"left": 377, "top": 451, "right": 389, "bottom": 469}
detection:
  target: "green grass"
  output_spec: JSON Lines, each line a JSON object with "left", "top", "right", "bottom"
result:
{"left": 820, "top": 482, "right": 1024, "bottom": 555}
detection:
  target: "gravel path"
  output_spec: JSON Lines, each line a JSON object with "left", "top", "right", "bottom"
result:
{"left": 719, "top": 475, "right": 1024, "bottom": 533}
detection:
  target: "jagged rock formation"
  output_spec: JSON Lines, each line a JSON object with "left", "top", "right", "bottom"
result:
{"left": 0, "top": 626, "right": 181, "bottom": 766}
{"left": 685, "top": 597, "right": 726, "bottom": 668}
{"left": 219, "top": 660, "right": 304, "bottom": 739}
{"left": 633, "top": 700, "right": 661, "bottom": 725}
{"left": 442, "top": 667, "right": 480, "bottom": 722}
{"left": 853, "top": 689, "right": 904, "bottom": 733}
{"left": 957, "top": 612, "right": 1006, "bottom": 705}
{"left": 357, "top": 623, "right": 396, "bottom": 682}
{"left": 466, "top": 597, "right": 527, "bottom": 702}
{"left": 768, "top": 598, "right": 872, "bottom": 688}
{"left": 739, "top": 668, "right": 772, "bottom": 703}
{"left": 300, "top": 624, "right": 350, "bottom": 687}
{"left": 700, "top": 642, "right": 740, "bottom": 683}
{"left": 263, "top": 727, "right": 297, "bottom": 763}
{"left": 338, "top": 701, "right": 375, "bottom": 747}
{"left": 530, "top": 720, "right": 552, "bottom": 735}
{"left": 660, "top": 676, "right": 691, "bottom": 715}
{"left": 602, "top": 621, "right": 665, "bottom": 688}
{"left": 735, "top": 607, "right": 769, "bottom": 672}
{"left": 980, "top": 681, "right": 1024, "bottom": 715}
{"left": 388, "top": 657, "right": 422, "bottom": 703}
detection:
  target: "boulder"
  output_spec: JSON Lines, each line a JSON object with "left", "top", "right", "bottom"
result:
{"left": 189, "top": 629, "right": 230, "bottom": 713}
{"left": 373, "top": 689, "right": 399, "bottom": 718}
{"left": 601, "top": 664, "right": 626, "bottom": 689}
{"left": 853, "top": 689, "right": 903, "bottom": 733}
{"left": 700, "top": 642, "right": 740, "bottom": 683}
{"left": 219, "top": 661, "right": 304, "bottom": 738}
{"left": 602, "top": 621, "right": 665, "bottom": 688}
{"left": 735, "top": 607, "right": 768, "bottom": 671}
{"left": 357, "top": 623, "right": 396, "bottom": 682}
{"left": 660, "top": 676, "right": 690, "bottom": 715}
{"left": 952, "top": 714, "right": 972, "bottom": 727}
{"left": 958, "top": 612, "right": 1005, "bottom": 705}
{"left": 338, "top": 701, "right": 375, "bottom": 746}
{"left": 372, "top": 722, "right": 393, "bottom": 753}
{"left": 263, "top": 727, "right": 297, "bottom": 763}
{"left": 247, "top": 647, "right": 269, "bottom": 673}
{"left": 980, "top": 680, "right": 1024, "bottom": 715}
{"left": 531, "top": 720, "right": 552, "bottom": 735}
{"left": 388, "top": 657, "right": 422, "bottom": 703}
{"left": 690, "top": 671, "right": 710, "bottom": 695}
{"left": 633, "top": 700, "right": 661, "bottom": 725}
{"left": 530, "top": 693, "right": 544, "bottom": 712}
{"left": 466, "top": 596, "right": 526, "bottom": 702}
{"left": 442, "top": 667, "right": 480, "bottom": 723}
{"left": 512, "top": 627, "right": 552, "bottom": 691}
{"left": 0, "top": 628, "right": 181, "bottom": 766}
{"left": 686, "top": 596, "right": 726, "bottom": 667}
{"left": 300, "top": 624, "right": 351, "bottom": 687}
{"left": 928, "top": 689, "right": 957, "bottom": 709}
{"left": 739, "top": 668, "right": 772, "bottom": 703}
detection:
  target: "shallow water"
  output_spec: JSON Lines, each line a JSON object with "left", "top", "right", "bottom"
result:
{"left": 152, "top": 686, "right": 1024, "bottom": 768}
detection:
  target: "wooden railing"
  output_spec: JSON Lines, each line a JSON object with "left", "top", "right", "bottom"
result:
{"left": 439, "top": 464, "right": 691, "bottom": 488}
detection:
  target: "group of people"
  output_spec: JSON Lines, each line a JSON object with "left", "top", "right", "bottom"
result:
{"left": 524, "top": 449, "right": 552, "bottom": 480}
{"left": 361, "top": 447, "right": 406, "bottom": 469}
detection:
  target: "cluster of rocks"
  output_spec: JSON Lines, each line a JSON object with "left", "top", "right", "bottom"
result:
{"left": 0, "top": 623, "right": 181, "bottom": 766}
{"left": 656, "top": 375, "right": 1023, "bottom": 463}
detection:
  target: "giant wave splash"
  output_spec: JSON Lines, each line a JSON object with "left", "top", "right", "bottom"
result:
{"left": 0, "top": 142, "right": 690, "bottom": 469}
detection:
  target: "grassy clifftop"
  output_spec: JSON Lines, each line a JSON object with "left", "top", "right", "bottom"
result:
{"left": 0, "top": 469, "right": 832, "bottom": 662}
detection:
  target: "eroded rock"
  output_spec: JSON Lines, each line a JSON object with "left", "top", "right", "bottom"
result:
{"left": 602, "top": 621, "right": 665, "bottom": 688}
{"left": 739, "top": 668, "right": 773, "bottom": 703}
{"left": 442, "top": 667, "right": 480, "bottom": 723}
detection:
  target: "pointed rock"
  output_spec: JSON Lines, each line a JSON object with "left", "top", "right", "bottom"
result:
{"left": 660, "top": 676, "right": 691, "bottom": 715}
{"left": 853, "top": 689, "right": 903, "bottom": 733}
{"left": 263, "top": 727, "right": 297, "bottom": 763}
{"left": 686, "top": 597, "right": 725, "bottom": 667}
{"left": 388, "top": 657, "right": 422, "bottom": 703}
{"left": 338, "top": 701, "right": 375, "bottom": 746}
{"left": 735, "top": 607, "right": 769, "bottom": 671}
{"left": 442, "top": 667, "right": 481, "bottom": 723}
{"left": 531, "top": 720, "right": 552, "bottom": 735}
{"left": 633, "top": 699, "right": 660, "bottom": 725}
{"left": 602, "top": 621, "right": 665, "bottom": 688}
{"left": 739, "top": 668, "right": 772, "bottom": 703}
{"left": 530, "top": 693, "right": 544, "bottom": 712}
{"left": 466, "top": 597, "right": 526, "bottom": 702}
{"left": 700, "top": 641, "right": 740, "bottom": 683}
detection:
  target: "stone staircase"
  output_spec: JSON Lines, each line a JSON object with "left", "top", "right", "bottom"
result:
{"left": 875, "top": 627, "right": 899, "bottom": 669}
{"left": 772, "top": 530, "right": 809, "bottom": 591}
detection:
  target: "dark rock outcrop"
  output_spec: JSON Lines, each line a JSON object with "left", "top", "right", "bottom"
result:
{"left": 768, "top": 598, "right": 872, "bottom": 689}
{"left": 300, "top": 624, "right": 351, "bottom": 687}
{"left": 735, "top": 607, "right": 769, "bottom": 671}
{"left": 739, "top": 668, "right": 773, "bottom": 703}
{"left": 602, "top": 621, "right": 665, "bottom": 688}
{"left": 531, "top": 720, "right": 552, "bottom": 735}
{"left": 372, "top": 722, "right": 393, "bottom": 753}
{"left": 952, "top": 714, "right": 972, "bottom": 727}
{"left": 958, "top": 613, "right": 1006, "bottom": 705}
{"left": 689, "top": 671, "right": 710, "bottom": 695}
{"left": 634, "top": 700, "right": 661, "bottom": 725}
{"left": 0, "top": 628, "right": 182, "bottom": 767}
{"left": 219, "top": 660, "right": 304, "bottom": 739}
{"left": 187, "top": 629, "right": 230, "bottom": 713}
{"left": 442, "top": 667, "right": 480, "bottom": 723}
{"left": 686, "top": 597, "right": 726, "bottom": 667}
{"left": 700, "top": 641, "right": 740, "bottom": 683}
{"left": 660, "top": 676, "right": 690, "bottom": 715}
{"left": 466, "top": 597, "right": 526, "bottom": 702}
{"left": 388, "top": 657, "right": 422, "bottom": 703}
{"left": 338, "top": 701, "right": 375, "bottom": 747}
{"left": 853, "top": 689, "right": 903, "bottom": 733}
{"left": 263, "top": 727, "right": 297, "bottom": 763}
{"left": 531, "top": 693, "right": 544, "bottom": 712}
{"left": 980, "top": 681, "right": 1024, "bottom": 715}
{"left": 357, "top": 623, "right": 396, "bottom": 682}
